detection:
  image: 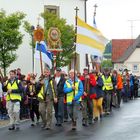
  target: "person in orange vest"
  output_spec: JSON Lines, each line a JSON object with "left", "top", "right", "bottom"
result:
{"left": 112, "top": 70, "right": 123, "bottom": 108}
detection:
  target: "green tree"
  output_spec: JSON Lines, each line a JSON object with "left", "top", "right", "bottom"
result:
{"left": 41, "top": 11, "right": 75, "bottom": 67}
{"left": 0, "top": 10, "right": 25, "bottom": 76}
{"left": 101, "top": 59, "right": 113, "bottom": 68}
{"left": 23, "top": 21, "right": 35, "bottom": 47}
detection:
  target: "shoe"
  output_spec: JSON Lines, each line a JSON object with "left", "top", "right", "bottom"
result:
{"left": 106, "top": 112, "right": 110, "bottom": 115}
{"left": 44, "top": 127, "right": 51, "bottom": 130}
{"left": 57, "top": 124, "right": 62, "bottom": 127}
{"left": 9, "top": 126, "right": 15, "bottom": 130}
{"left": 94, "top": 117, "right": 98, "bottom": 122}
{"left": 82, "top": 119, "right": 88, "bottom": 127}
{"left": 64, "top": 118, "right": 68, "bottom": 122}
{"left": 31, "top": 122, "right": 35, "bottom": 127}
{"left": 72, "top": 121, "right": 77, "bottom": 130}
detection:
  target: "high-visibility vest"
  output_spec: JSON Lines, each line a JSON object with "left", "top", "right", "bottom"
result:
{"left": 102, "top": 75, "right": 113, "bottom": 91}
{"left": 6, "top": 80, "right": 21, "bottom": 101}
{"left": 37, "top": 80, "right": 56, "bottom": 101}
{"left": 65, "top": 80, "right": 81, "bottom": 103}
{"left": 37, "top": 86, "right": 44, "bottom": 100}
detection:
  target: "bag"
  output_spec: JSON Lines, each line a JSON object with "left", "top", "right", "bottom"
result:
{"left": 90, "top": 93, "right": 97, "bottom": 99}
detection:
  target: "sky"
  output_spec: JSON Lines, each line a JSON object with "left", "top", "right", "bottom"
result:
{"left": 87, "top": 0, "right": 140, "bottom": 39}
{"left": 1, "top": 0, "right": 140, "bottom": 40}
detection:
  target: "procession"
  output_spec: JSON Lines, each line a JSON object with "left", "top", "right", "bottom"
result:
{"left": 0, "top": 66, "right": 139, "bottom": 131}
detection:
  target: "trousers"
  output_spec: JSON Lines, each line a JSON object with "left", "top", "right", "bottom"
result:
{"left": 6, "top": 101, "right": 20, "bottom": 126}
{"left": 39, "top": 99, "right": 53, "bottom": 128}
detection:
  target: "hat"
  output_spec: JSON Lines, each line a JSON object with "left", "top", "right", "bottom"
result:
{"left": 56, "top": 67, "right": 61, "bottom": 72}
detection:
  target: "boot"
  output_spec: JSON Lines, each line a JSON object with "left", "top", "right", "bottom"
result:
{"left": 94, "top": 117, "right": 98, "bottom": 122}
{"left": 31, "top": 121, "right": 36, "bottom": 127}
{"left": 9, "top": 125, "right": 15, "bottom": 130}
{"left": 72, "top": 121, "right": 77, "bottom": 130}
{"left": 82, "top": 119, "right": 88, "bottom": 127}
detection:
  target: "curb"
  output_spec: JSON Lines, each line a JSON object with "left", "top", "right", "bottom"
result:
{"left": 0, "top": 119, "right": 30, "bottom": 129}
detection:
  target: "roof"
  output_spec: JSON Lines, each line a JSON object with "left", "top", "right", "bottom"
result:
{"left": 112, "top": 39, "right": 135, "bottom": 63}
{"left": 117, "top": 35, "right": 140, "bottom": 62}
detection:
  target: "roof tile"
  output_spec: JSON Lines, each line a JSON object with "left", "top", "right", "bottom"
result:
{"left": 112, "top": 39, "right": 135, "bottom": 62}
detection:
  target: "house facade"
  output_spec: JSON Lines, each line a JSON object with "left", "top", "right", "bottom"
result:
{"left": 112, "top": 36, "right": 140, "bottom": 76}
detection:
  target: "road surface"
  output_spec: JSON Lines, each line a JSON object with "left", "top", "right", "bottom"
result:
{"left": 1, "top": 99, "right": 140, "bottom": 140}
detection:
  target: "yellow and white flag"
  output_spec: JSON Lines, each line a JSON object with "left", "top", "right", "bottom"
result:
{"left": 76, "top": 17, "right": 108, "bottom": 56}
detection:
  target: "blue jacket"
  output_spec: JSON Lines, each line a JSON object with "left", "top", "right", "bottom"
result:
{"left": 63, "top": 78, "right": 83, "bottom": 104}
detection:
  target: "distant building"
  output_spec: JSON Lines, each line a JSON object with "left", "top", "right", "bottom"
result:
{"left": 112, "top": 36, "right": 140, "bottom": 76}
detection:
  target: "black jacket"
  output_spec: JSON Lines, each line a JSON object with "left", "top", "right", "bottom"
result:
{"left": 56, "top": 76, "right": 65, "bottom": 97}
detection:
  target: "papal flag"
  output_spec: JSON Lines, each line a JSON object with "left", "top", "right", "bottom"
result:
{"left": 76, "top": 17, "right": 108, "bottom": 56}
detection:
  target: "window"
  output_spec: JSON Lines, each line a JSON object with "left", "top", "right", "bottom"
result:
{"left": 44, "top": 5, "right": 60, "bottom": 17}
{"left": 133, "top": 64, "right": 139, "bottom": 72}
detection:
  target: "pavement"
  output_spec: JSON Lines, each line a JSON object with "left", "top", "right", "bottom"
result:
{"left": 0, "top": 119, "right": 9, "bottom": 126}
{"left": 1, "top": 99, "right": 140, "bottom": 140}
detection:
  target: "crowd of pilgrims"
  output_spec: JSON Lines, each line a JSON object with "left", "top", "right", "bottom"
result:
{"left": 0, "top": 67, "right": 139, "bottom": 130}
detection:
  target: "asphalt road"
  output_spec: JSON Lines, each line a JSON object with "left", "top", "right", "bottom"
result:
{"left": 1, "top": 99, "right": 140, "bottom": 140}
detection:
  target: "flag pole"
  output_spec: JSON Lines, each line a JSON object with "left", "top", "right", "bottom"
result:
{"left": 34, "top": 23, "right": 44, "bottom": 75}
{"left": 74, "top": 7, "right": 79, "bottom": 96}
{"left": 39, "top": 50, "right": 43, "bottom": 75}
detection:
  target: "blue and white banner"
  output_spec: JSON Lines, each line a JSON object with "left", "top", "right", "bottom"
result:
{"left": 34, "top": 41, "right": 53, "bottom": 69}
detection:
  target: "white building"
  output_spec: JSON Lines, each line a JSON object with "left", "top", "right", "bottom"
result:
{"left": 1, "top": 0, "right": 90, "bottom": 75}
{"left": 112, "top": 36, "right": 140, "bottom": 76}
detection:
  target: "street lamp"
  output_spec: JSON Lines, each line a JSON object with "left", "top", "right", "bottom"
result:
{"left": 31, "top": 25, "right": 35, "bottom": 73}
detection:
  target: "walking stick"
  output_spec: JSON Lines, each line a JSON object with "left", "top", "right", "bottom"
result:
{"left": 73, "top": 7, "right": 79, "bottom": 100}
{"left": 71, "top": 7, "right": 79, "bottom": 126}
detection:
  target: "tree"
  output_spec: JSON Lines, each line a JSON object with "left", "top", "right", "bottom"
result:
{"left": 41, "top": 11, "right": 75, "bottom": 67}
{"left": 0, "top": 10, "right": 25, "bottom": 76}
{"left": 101, "top": 59, "right": 113, "bottom": 69}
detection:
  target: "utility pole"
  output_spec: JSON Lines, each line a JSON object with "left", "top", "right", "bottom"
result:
{"left": 128, "top": 19, "right": 140, "bottom": 40}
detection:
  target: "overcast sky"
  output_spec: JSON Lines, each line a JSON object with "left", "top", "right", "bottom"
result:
{"left": 1, "top": 0, "right": 140, "bottom": 40}
{"left": 87, "top": 0, "right": 140, "bottom": 39}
